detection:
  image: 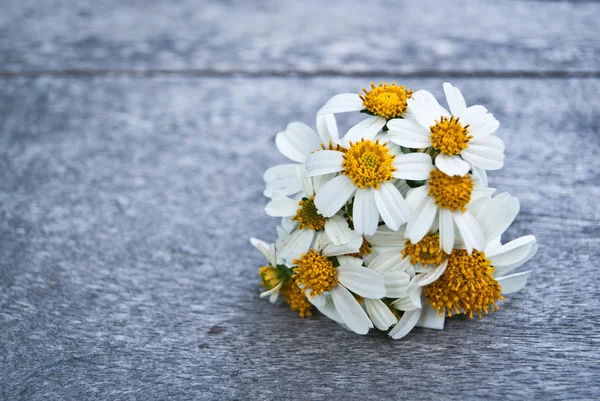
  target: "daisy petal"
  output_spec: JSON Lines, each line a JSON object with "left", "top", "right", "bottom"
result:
{"left": 324, "top": 215, "right": 354, "bottom": 245}
{"left": 321, "top": 231, "right": 363, "bottom": 257}
{"left": 416, "top": 303, "right": 445, "bottom": 330}
{"left": 393, "top": 153, "right": 434, "bottom": 181}
{"left": 343, "top": 115, "right": 387, "bottom": 144}
{"left": 405, "top": 185, "right": 429, "bottom": 214}
{"left": 368, "top": 250, "right": 407, "bottom": 273}
{"left": 443, "top": 82, "right": 467, "bottom": 115}
{"left": 488, "top": 235, "right": 538, "bottom": 277}
{"left": 438, "top": 208, "right": 455, "bottom": 254}
{"left": 497, "top": 271, "right": 531, "bottom": 294}
{"left": 407, "top": 90, "right": 449, "bottom": 129}
{"left": 316, "top": 114, "right": 339, "bottom": 143}
{"left": 331, "top": 285, "right": 373, "bottom": 335}
{"left": 405, "top": 196, "right": 437, "bottom": 244}
{"left": 389, "top": 308, "right": 422, "bottom": 339}
{"left": 364, "top": 298, "right": 398, "bottom": 331}
{"left": 304, "top": 150, "right": 344, "bottom": 177}
{"left": 364, "top": 225, "right": 406, "bottom": 248}
{"left": 353, "top": 188, "right": 379, "bottom": 236}
{"left": 279, "top": 228, "right": 315, "bottom": 262}
{"left": 263, "top": 164, "right": 302, "bottom": 197}
{"left": 384, "top": 270, "right": 412, "bottom": 298}
{"left": 390, "top": 297, "right": 420, "bottom": 312}
{"left": 386, "top": 118, "right": 432, "bottom": 148}
{"left": 461, "top": 136, "right": 505, "bottom": 171}
{"left": 249, "top": 238, "right": 277, "bottom": 267}
{"left": 374, "top": 182, "right": 410, "bottom": 231}
{"left": 264, "top": 193, "right": 299, "bottom": 217}
{"left": 452, "top": 211, "right": 485, "bottom": 253}
{"left": 314, "top": 175, "right": 356, "bottom": 217}
{"left": 337, "top": 264, "right": 386, "bottom": 299}
{"left": 315, "top": 297, "right": 345, "bottom": 325}
{"left": 476, "top": 193, "right": 520, "bottom": 242}
{"left": 417, "top": 260, "right": 448, "bottom": 287}
{"left": 318, "top": 93, "right": 364, "bottom": 115}
{"left": 275, "top": 122, "right": 321, "bottom": 163}
{"left": 435, "top": 153, "right": 471, "bottom": 177}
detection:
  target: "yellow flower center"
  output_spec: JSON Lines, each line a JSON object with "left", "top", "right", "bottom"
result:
{"left": 359, "top": 82, "right": 413, "bottom": 120}
{"left": 259, "top": 265, "right": 282, "bottom": 290}
{"left": 424, "top": 250, "right": 505, "bottom": 318}
{"left": 430, "top": 116, "right": 472, "bottom": 155}
{"left": 427, "top": 169, "right": 474, "bottom": 212}
{"left": 342, "top": 140, "right": 396, "bottom": 189}
{"left": 281, "top": 275, "right": 313, "bottom": 318}
{"left": 293, "top": 250, "right": 338, "bottom": 298}
{"left": 402, "top": 233, "right": 446, "bottom": 265}
{"left": 292, "top": 196, "right": 326, "bottom": 231}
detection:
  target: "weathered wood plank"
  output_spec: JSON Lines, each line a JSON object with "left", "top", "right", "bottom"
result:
{"left": 0, "top": 76, "right": 598, "bottom": 400}
{"left": 1, "top": 0, "right": 599, "bottom": 74}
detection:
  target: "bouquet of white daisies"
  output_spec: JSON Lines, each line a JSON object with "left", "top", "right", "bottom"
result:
{"left": 251, "top": 82, "right": 537, "bottom": 338}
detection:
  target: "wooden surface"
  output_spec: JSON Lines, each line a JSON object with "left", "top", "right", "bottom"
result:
{"left": 0, "top": 1, "right": 599, "bottom": 400}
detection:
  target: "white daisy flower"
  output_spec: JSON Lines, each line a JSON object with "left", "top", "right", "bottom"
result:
{"left": 290, "top": 243, "right": 387, "bottom": 335}
{"left": 305, "top": 139, "right": 434, "bottom": 236}
{"left": 388, "top": 198, "right": 537, "bottom": 339}
{"left": 317, "top": 82, "right": 413, "bottom": 144}
{"left": 387, "top": 82, "right": 504, "bottom": 176}
{"left": 265, "top": 170, "right": 361, "bottom": 263}
{"left": 249, "top": 237, "right": 286, "bottom": 303}
{"left": 264, "top": 115, "right": 339, "bottom": 198}
{"left": 404, "top": 168, "right": 496, "bottom": 254}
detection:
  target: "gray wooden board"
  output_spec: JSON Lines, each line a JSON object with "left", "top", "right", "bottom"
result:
{"left": 1, "top": 0, "right": 600, "bottom": 74}
{"left": 0, "top": 76, "right": 598, "bottom": 400}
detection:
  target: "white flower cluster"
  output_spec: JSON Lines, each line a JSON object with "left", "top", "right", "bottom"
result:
{"left": 251, "top": 82, "right": 537, "bottom": 338}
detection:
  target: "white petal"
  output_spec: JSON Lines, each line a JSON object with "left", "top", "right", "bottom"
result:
{"left": 416, "top": 303, "right": 445, "bottom": 330}
{"left": 321, "top": 231, "right": 363, "bottom": 257}
{"left": 296, "top": 168, "right": 314, "bottom": 197}
{"left": 324, "top": 215, "right": 354, "bottom": 245}
{"left": 315, "top": 297, "right": 345, "bottom": 325}
{"left": 314, "top": 175, "right": 356, "bottom": 217}
{"left": 368, "top": 250, "right": 407, "bottom": 273}
{"left": 264, "top": 194, "right": 299, "bottom": 217}
{"left": 452, "top": 211, "right": 485, "bottom": 253}
{"left": 476, "top": 193, "right": 520, "bottom": 242}
{"left": 390, "top": 297, "right": 420, "bottom": 312}
{"left": 337, "top": 264, "right": 386, "bottom": 298}
{"left": 316, "top": 114, "right": 339, "bottom": 143}
{"left": 392, "top": 153, "right": 434, "bottom": 181}
{"left": 260, "top": 281, "right": 283, "bottom": 300}
{"left": 306, "top": 291, "right": 327, "bottom": 308}
{"left": 438, "top": 208, "right": 455, "bottom": 254}
{"left": 364, "top": 225, "right": 406, "bottom": 248}
{"left": 416, "top": 260, "right": 448, "bottom": 287}
{"left": 275, "top": 122, "right": 321, "bottom": 163}
{"left": 472, "top": 166, "right": 488, "bottom": 187}
{"left": 435, "top": 154, "right": 471, "bottom": 176}
{"left": 497, "top": 271, "right": 531, "bottom": 294}
{"left": 331, "top": 285, "right": 373, "bottom": 335}
{"left": 405, "top": 196, "right": 437, "bottom": 244}
{"left": 461, "top": 136, "right": 505, "bottom": 171}
{"left": 353, "top": 188, "right": 379, "bottom": 236}
{"left": 364, "top": 298, "right": 398, "bottom": 331}
{"left": 304, "top": 150, "right": 344, "bottom": 177}
{"left": 279, "top": 228, "right": 315, "bottom": 262}
{"left": 374, "top": 182, "right": 410, "bottom": 231}
{"left": 406, "top": 90, "right": 449, "bottom": 129}
{"left": 318, "top": 93, "right": 364, "bottom": 115}
{"left": 312, "top": 172, "right": 335, "bottom": 193}
{"left": 249, "top": 238, "right": 277, "bottom": 267}
{"left": 389, "top": 309, "right": 422, "bottom": 339}
{"left": 407, "top": 280, "right": 423, "bottom": 308}
{"left": 488, "top": 235, "right": 538, "bottom": 276}
{"left": 459, "top": 106, "right": 499, "bottom": 138}
{"left": 263, "top": 164, "right": 302, "bottom": 197}
{"left": 386, "top": 119, "right": 432, "bottom": 148}
{"left": 405, "top": 185, "right": 429, "bottom": 214}
{"left": 384, "top": 270, "right": 412, "bottom": 298}
{"left": 443, "top": 82, "right": 467, "bottom": 116}
{"left": 336, "top": 255, "right": 364, "bottom": 267}
{"left": 343, "top": 115, "right": 387, "bottom": 144}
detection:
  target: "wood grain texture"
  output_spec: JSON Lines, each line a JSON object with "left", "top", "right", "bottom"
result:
{"left": 0, "top": 76, "right": 598, "bottom": 400}
{"left": 1, "top": 0, "right": 599, "bottom": 74}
